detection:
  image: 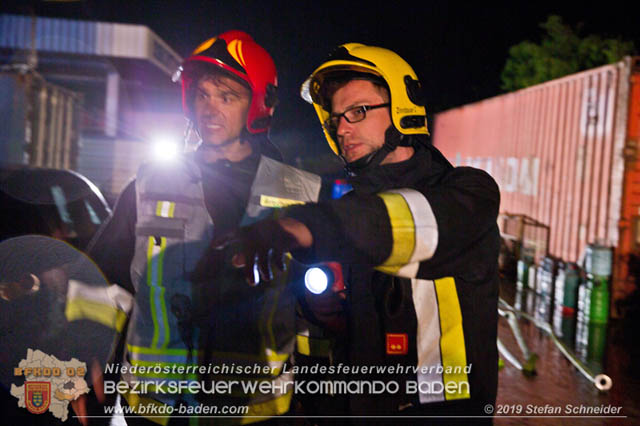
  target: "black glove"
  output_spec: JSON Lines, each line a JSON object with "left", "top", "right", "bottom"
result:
{"left": 211, "top": 219, "right": 302, "bottom": 286}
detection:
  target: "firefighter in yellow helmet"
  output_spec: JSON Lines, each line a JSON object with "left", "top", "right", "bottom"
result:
{"left": 83, "top": 31, "right": 321, "bottom": 425}
{"left": 300, "top": 43, "right": 430, "bottom": 174}
{"left": 222, "top": 43, "right": 501, "bottom": 424}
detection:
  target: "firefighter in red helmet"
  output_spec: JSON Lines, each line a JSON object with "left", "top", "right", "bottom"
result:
{"left": 83, "top": 31, "right": 321, "bottom": 424}
{"left": 175, "top": 30, "right": 281, "bottom": 158}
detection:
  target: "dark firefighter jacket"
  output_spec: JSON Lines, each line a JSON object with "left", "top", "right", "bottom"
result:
{"left": 286, "top": 141, "right": 500, "bottom": 419}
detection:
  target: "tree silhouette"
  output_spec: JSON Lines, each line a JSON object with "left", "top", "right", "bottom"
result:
{"left": 501, "top": 15, "right": 635, "bottom": 91}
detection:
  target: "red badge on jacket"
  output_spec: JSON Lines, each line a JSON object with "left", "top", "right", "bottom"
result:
{"left": 386, "top": 333, "right": 408, "bottom": 355}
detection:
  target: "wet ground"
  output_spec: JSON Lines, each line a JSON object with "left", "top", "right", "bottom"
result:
{"left": 495, "top": 279, "right": 640, "bottom": 425}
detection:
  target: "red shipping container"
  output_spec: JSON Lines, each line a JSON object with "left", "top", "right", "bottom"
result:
{"left": 433, "top": 57, "right": 640, "bottom": 316}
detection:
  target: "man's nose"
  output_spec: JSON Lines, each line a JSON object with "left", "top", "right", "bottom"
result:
{"left": 201, "top": 97, "right": 221, "bottom": 115}
{"left": 336, "top": 116, "right": 353, "bottom": 137}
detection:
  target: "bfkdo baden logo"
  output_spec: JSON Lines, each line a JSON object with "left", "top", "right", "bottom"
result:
{"left": 25, "top": 381, "right": 51, "bottom": 414}
{"left": 11, "top": 349, "right": 90, "bottom": 421}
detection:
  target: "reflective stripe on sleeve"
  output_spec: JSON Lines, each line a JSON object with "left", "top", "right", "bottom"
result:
{"left": 376, "top": 189, "right": 437, "bottom": 277}
{"left": 65, "top": 280, "right": 132, "bottom": 332}
{"left": 127, "top": 344, "right": 289, "bottom": 376}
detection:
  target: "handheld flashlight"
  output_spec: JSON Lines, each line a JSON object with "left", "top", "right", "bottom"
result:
{"left": 304, "top": 262, "right": 344, "bottom": 295}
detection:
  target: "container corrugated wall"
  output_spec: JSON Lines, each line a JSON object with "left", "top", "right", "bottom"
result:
{"left": 0, "top": 72, "right": 80, "bottom": 169}
{"left": 433, "top": 58, "right": 640, "bottom": 313}
{"left": 434, "top": 59, "right": 631, "bottom": 262}
{"left": 29, "top": 76, "right": 81, "bottom": 170}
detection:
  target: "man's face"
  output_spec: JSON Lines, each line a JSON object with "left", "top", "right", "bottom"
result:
{"left": 193, "top": 74, "right": 251, "bottom": 147}
{"left": 330, "top": 79, "right": 391, "bottom": 163}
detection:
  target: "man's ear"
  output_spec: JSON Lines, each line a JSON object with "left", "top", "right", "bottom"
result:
{"left": 265, "top": 83, "right": 278, "bottom": 108}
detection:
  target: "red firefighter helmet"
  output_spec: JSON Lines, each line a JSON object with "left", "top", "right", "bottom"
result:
{"left": 176, "top": 30, "right": 278, "bottom": 134}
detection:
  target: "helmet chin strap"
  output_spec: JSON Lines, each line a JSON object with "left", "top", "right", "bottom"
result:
{"left": 343, "top": 126, "right": 410, "bottom": 176}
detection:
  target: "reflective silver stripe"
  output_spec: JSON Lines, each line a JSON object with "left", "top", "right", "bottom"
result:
{"left": 65, "top": 281, "right": 132, "bottom": 332}
{"left": 411, "top": 278, "right": 445, "bottom": 403}
{"left": 135, "top": 215, "right": 185, "bottom": 238}
{"left": 388, "top": 189, "right": 438, "bottom": 263}
{"left": 396, "top": 262, "right": 420, "bottom": 278}
{"left": 376, "top": 189, "right": 438, "bottom": 278}
{"left": 159, "top": 201, "right": 171, "bottom": 217}
{"left": 67, "top": 280, "right": 133, "bottom": 313}
{"left": 106, "top": 284, "right": 134, "bottom": 314}
{"left": 412, "top": 277, "right": 470, "bottom": 403}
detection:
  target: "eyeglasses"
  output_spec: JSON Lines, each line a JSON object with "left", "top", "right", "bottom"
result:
{"left": 324, "top": 103, "right": 390, "bottom": 134}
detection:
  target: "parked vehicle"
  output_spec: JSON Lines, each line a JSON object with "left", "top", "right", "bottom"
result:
{"left": 0, "top": 165, "right": 111, "bottom": 250}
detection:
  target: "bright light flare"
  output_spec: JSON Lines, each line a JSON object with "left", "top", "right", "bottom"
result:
{"left": 305, "top": 267, "right": 329, "bottom": 295}
{"left": 152, "top": 137, "right": 180, "bottom": 162}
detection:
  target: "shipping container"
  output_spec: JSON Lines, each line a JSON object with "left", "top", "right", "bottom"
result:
{"left": 433, "top": 57, "right": 640, "bottom": 317}
{"left": 0, "top": 71, "right": 81, "bottom": 169}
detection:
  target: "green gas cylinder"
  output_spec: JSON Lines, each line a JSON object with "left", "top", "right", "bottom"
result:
{"left": 562, "top": 262, "right": 580, "bottom": 313}
{"left": 585, "top": 244, "right": 612, "bottom": 324}
{"left": 588, "top": 276, "right": 610, "bottom": 324}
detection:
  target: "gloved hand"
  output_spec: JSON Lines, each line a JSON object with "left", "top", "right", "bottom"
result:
{"left": 302, "top": 262, "right": 347, "bottom": 335}
{"left": 210, "top": 218, "right": 312, "bottom": 285}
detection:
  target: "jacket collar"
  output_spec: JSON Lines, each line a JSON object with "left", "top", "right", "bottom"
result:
{"left": 347, "top": 141, "right": 453, "bottom": 194}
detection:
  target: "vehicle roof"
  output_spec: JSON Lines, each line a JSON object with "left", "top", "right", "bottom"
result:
{"left": 0, "top": 165, "right": 111, "bottom": 213}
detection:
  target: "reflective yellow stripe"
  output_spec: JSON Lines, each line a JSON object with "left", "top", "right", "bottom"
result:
{"left": 376, "top": 189, "right": 438, "bottom": 278}
{"left": 128, "top": 360, "right": 199, "bottom": 380}
{"left": 259, "top": 194, "right": 306, "bottom": 208}
{"left": 121, "top": 390, "right": 170, "bottom": 426}
{"left": 296, "top": 334, "right": 331, "bottom": 357}
{"left": 147, "top": 237, "right": 162, "bottom": 347}
{"left": 240, "top": 389, "right": 293, "bottom": 425}
{"left": 128, "top": 344, "right": 197, "bottom": 356}
{"left": 434, "top": 277, "right": 470, "bottom": 400}
{"left": 147, "top": 201, "right": 174, "bottom": 349}
{"left": 376, "top": 192, "right": 415, "bottom": 274}
{"left": 264, "top": 258, "right": 291, "bottom": 351}
{"left": 127, "top": 344, "right": 287, "bottom": 363}
{"left": 65, "top": 298, "right": 127, "bottom": 332}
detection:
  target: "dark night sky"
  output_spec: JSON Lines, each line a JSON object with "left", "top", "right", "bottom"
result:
{"left": 3, "top": 0, "right": 640, "bottom": 165}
